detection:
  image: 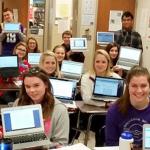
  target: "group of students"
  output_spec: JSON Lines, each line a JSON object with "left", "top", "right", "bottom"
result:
{"left": 0, "top": 8, "right": 149, "bottom": 149}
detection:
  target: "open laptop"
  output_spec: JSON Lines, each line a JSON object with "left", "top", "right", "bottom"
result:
{"left": 3, "top": 23, "right": 20, "bottom": 33}
{"left": 61, "top": 60, "right": 83, "bottom": 81}
{"left": 50, "top": 78, "right": 77, "bottom": 108}
{"left": 143, "top": 124, "right": 150, "bottom": 150}
{"left": 70, "top": 38, "right": 87, "bottom": 52}
{"left": 117, "top": 46, "right": 142, "bottom": 70}
{"left": 28, "top": 53, "right": 42, "bottom": 66}
{"left": 1, "top": 104, "right": 50, "bottom": 150}
{"left": 91, "top": 76, "right": 124, "bottom": 102}
{"left": 97, "top": 32, "right": 114, "bottom": 45}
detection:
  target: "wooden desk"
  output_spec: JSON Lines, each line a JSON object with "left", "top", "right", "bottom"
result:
{"left": 75, "top": 101, "right": 108, "bottom": 146}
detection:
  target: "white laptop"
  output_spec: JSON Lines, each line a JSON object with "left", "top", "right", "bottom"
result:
{"left": 28, "top": 53, "right": 42, "bottom": 66}
{"left": 50, "top": 78, "right": 77, "bottom": 108}
{"left": 1, "top": 104, "right": 50, "bottom": 150}
{"left": 116, "top": 46, "right": 142, "bottom": 70}
{"left": 3, "top": 23, "right": 20, "bottom": 33}
{"left": 97, "top": 32, "right": 114, "bottom": 45}
{"left": 70, "top": 38, "right": 87, "bottom": 52}
{"left": 61, "top": 60, "right": 83, "bottom": 81}
{"left": 91, "top": 76, "right": 124, "bottom": 102}
{"left": 143, "top": 124, "right": 150, "bottom": 150}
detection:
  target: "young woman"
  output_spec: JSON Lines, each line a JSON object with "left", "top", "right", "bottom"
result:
{"left": 13, "top": 42, "right": 30, "bottom": 75}
{"left": 105, "top": 66, "right": 150, "bottom": 148}
{"left": 53, "top": 45, "right": 66, "bottom": 69}
{"left": 81, "top": 49, "right": 121, "bottom": 107}
{"left": 27, "top": 37, "right": 40, "bottom": 53}
{"left": 13, "top": 67, "right": 69, "bottom": 147}
{"left": 39, "top": 51, "right": 61, "bottom": 78}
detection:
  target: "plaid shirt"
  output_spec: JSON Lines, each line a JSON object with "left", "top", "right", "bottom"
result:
{"left": 114, "top": 29, "right": 143, "bottom": 50}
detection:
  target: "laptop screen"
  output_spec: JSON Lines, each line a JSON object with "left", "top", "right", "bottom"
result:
{"left": 50, "top": 78, "right": 76, "bottom": 100}
{"left": 28, "top": 53, "right": 42, "bottom": 65}
{"left": 97, "top": 32, "right": 114, "bottom": 45}
{"left": 93, "top": 76, "right": 124, "bottom": 98}
{"left": 118, "top": 46, "right": 142, "bottom": 62}
{"left": 70, "top": 38, "right": 87, "bottom": 52}
{"left": 61, "top": 60, "right": 83, "bottom": 75}
{"left": 143, "top": 124, "right": 150, "bottom": 150}
{"left": 4, "top": 23, "right": 20, "bottom": 33}
{"left": 1, "top": 104, "right": 43, "bottom": 136}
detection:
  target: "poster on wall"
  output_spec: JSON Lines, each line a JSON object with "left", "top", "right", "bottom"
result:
{"left": 108, "top": 10, "right": 123, "bottom": 31}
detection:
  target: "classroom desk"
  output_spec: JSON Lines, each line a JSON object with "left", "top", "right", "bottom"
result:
{"left": 74, "top": 101, "right": 108, "bottom": 146}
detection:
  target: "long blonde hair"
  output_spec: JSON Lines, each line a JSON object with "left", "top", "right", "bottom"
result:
{"left": 89, "top": 49, "right": 112, "bottom": 76}
{"left": 39, "top": 51, "right": 61, "bottom": 77}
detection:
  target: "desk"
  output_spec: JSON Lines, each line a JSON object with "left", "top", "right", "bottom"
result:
{"left": 75, "top": 101, "right": 108, "bottom": 146}
{"left": 0, "top": 82, "right": 20, "bottom": 91}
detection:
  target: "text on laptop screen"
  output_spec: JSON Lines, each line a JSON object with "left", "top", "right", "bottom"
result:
{"left": 4, "top": 23, "right": 20, "bottom": 32}
{"left": 119, "top": 47, "right": 141, "bottom": 62}
{"left": 97, "top": 32, "right": 114, "bottom": 45}
{"left": 3, "top": 107, "right": 41, "bottom": 132}
{"left": 93, "top": 77, "right": 124, "bottom": 98}
{"left": 144, "top": 126, "right": 150, "bottom": 149}
{"left": 28, "top": 53, "right": 42, "bottom": 65}
{"left": 70, "top": 38, "right": 87, "bottom": 50}
{"left": 61, "top": 61, "right": 83, "bottom": 75}
{"left": 50, "top": 78, "right": 76, "bottom": 100}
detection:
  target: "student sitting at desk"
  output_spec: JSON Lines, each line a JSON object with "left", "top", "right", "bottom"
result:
{"left": 105, "top": 66, "right": 150, "bottom": 148}
{"left": 39, "top": 51, "right": 61, "bottom": 78}
{"left": 80, "top": 49, "right": 121, "bottom": 146}
{"left": 13, "top": 67, "right": 69, "bottom": 147}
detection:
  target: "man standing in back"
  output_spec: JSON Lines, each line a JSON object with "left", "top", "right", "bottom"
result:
{"left": 114, "top": 11, "right": 143, "bottom": 50}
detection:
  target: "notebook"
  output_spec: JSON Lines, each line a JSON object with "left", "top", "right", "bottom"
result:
{"left": 116, "top": 46, "right": 142, "bottom": 70}
{"left": 3, "top": 23, "right": 20, "bottom": 33}
{"left": 70, "top": 38, "right": 87, "bottom": 52}
{"left": 91, "top": 76, "right": 124, "bottom": 102}
{"left": 28, "top": 53, "right": 42, "bottom": 66}
{"left": 143, "top": 124, "right": 150, "bottom": 150}
{"left": 97, "top": 32, "right": 114, "bottom": 45}
{"left": 61, "top": 60, "right": 83, "bottom": 81}
{"left": 1, "top": 104, "right": 50, "bottom": 150}
{"left": 50, "top": 78, "right": 77, "bottom": 108}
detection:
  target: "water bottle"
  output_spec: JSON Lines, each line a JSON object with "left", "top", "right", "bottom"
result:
{"left": 119, "top": 131, "right": 134, "bottom": 150}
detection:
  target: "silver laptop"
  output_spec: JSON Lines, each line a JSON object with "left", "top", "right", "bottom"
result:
{"left": 92, "top": 76, "right": 124, "bottom": 102}
{"left": 50, "top": 78, "right": 77, "bottom": 108}
{"left": 28, "top": 53, "right": 42, "bottom": 66}
{"left": 143, "top": 124, "right": 150, "bottom": 150}
{"left": 61, "top": 60, "right": 83, "bottom": 81}
{"left": 117, "top": 46, "right": 142, "bottom": 70}
{"left": 1, "top": 104, "right": 50, "bottom": 150}
{"left": 97, "top": 32, "right": 114, "bottom": 45}
{"left": 3, "top": 23, "right": 20, "bottom": 33}
{"left": 70, "top": 38, "right": 87, "bottom": 52}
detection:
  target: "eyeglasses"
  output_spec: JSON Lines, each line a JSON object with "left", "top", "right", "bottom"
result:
{"left": 17, "top": 48, "right": 26, "bottom": 52}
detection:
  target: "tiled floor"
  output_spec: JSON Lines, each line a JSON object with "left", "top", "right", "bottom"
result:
{"left": 74, "top": 131, "right": 95, "bottom": 149}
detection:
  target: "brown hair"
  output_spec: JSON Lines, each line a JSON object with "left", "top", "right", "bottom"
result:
{"left": 18, "top": 67, "right": 55, "bottom": 119}
{"left": 62, "top": 30, "right": 72, "bottom": 38}
{"left": 27, "top": 37, "right": 39, "bottom": 53}
{"left": 117, "top": 66, "right": 150, "bottom": 115}
{"left": 3, "top": 8, "right": 13, "bottom": 13}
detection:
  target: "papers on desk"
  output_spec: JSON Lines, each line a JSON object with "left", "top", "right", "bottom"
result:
{"left": 50, "top": 143, "right": 91, "bottom": 150}
{"left": 94, "top": 146, "right": 119, "bottom": 150}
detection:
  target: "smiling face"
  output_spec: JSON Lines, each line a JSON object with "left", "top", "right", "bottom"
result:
{"left": 122, "top": 16, "right": 133, "bottom": 31}
{"left": 129, "top": 75, "right": 150, "bottom": 108}
{"left": 94, "top": 53, "right": 108, "bottom": 76}
{"left": 54, "top": 47, "right": 65, "bottom": 62}
{"left": 42, "top": 56, "right": 57, "bottom": 75}
{"left": 109, "top": 46, "right": 118, "bottom": 60}
{"left": 15, "top": 45, "right": 27, "bottom": 59}
{"left": 24, "top": 76, "right": 47, "bottom": 104}
{"left": 28, "top": 39, "right": 37, "bottom": 52}
{"left": 3, "top": 10, "right": 14, "bottom": 22}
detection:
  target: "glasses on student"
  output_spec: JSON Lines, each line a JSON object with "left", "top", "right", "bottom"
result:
{"left": 17, "top": 48, "right": 26, "bottom": 52}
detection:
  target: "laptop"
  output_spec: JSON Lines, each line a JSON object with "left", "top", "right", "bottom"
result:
{"left": 61, "top": 60, "right": 83, "bottom": 81}
{"left": 70, "top": 38, "right": 87, "bottom": 52}
{"left": 117, "top": 46, "right": 142, "bottom": 70}
{"left": 1, "top": 104, "right": 50, "bottom": 150}
{"left": 143, "top": 124, "right": 150, "bottom": 150}
{"left": 91, "top": 76, "right": 124, "bottom": 102}
{"left": 3, "top": 23, "right": 20, "bottom": 33}
{"left": 50, "top": 78, "right": 77, "bottom": 108}
{"left": 97, "top": 32, "right": 114, "bottom": 45}
{"left": 28, "top": 53, "right": 42, "bottom": 66}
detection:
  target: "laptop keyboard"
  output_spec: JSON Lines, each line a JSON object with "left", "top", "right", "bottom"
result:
{"left": 12, "top": 133, "right": 47, "bottom": 144}
{"left": 118, "top": 61, "right": 136, "bottom": 67}
{"left": 60, "top": 99, "right": 73, "bottom": 104}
